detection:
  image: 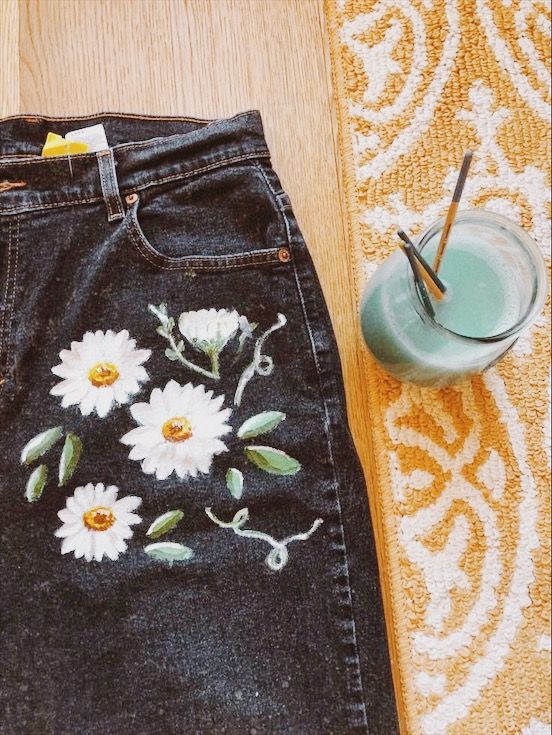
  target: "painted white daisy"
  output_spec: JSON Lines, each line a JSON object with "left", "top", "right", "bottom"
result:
{"left": 50, "top": 329, "right": 151, "bottom": 418}
{"left": 121, "top": 379, "right": 232, "bottom": 481}
{"left": 55, "top": 483, "right": 142, "bottom": 562}
{"left": 178, "top": 308, "right": 240, "bottom": 356}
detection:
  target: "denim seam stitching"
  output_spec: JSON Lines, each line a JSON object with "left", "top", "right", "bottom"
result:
{"left": 0, "top": 148, "right": 269, "bottom": 169}
{"left": 260, "top": 166, "right": 369, "bottom": 731}
{"left": 290, "top": 244, "right": 369, "bottom": 734}
{"left": 107, "top": 152, "right": 124, "bottom": 220}
{"left": 5, "top": 219, "right": 19, "bottom": 372}
{"left": 114, "top": 140, "right": 267, "bottom": 157}
{"left": 0, "top": 196, "right": 103, "bottom": 214}
{"left": 0, "top": 110, "right": 257, "bottom": 126}
{"left": 124, "top": 214, "right": 281, "bottom": 271}
{"left": 0, "top": 154, "right": 269, "bottom": 216}
{"left": 0, "top": 219, "right": 18, "bottom": 391}
{"left": 97, "top": 151, "right": 124, "bottom": 221}
{"left": 97, "top": 153, "right": 114, "bottom": 221}
{"left": 0, "top": 220, "right": 13, "bottom": 364}
{"left": 119, "top": 153, "right": 269, "bottom": 194}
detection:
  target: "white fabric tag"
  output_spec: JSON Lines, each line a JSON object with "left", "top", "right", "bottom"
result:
{"left": 66, "top": 124, "right": 109, "bottom": 153}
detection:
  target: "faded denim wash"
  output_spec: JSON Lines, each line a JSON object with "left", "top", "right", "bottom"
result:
{"left": 0, "top": 112, "right": 397, "bottom": 734}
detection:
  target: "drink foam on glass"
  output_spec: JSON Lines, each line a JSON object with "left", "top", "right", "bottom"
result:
{"left": 360, "top": 211, "right": 547, "bottom": 387}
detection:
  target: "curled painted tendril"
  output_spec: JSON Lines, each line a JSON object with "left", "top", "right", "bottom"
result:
{"left": 234, "top": 314, "right": 287, "bottom": 406}
{"left": 205, "top": 506, "right": 323, "bottom": 571}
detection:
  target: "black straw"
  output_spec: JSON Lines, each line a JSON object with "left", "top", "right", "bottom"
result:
{"left": 451, "top": 150, "right": 473, "bottom": 203}
{"left": 400, "top": 242, "right": 436, "bottom": 318}
{"left": 397, "top": 229, "right": 447, "bottom": 294}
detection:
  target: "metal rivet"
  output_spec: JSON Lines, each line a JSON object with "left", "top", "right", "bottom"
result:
{"left": 125, "top": 193, "right": 138, "bottom": 205}
{"left": 278, "top": 247, "right": 291, "bottom": 263}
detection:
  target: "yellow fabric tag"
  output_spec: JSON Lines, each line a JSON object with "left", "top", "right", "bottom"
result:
{"left": 41, "top": 132, "right": 89, "bottom": 158}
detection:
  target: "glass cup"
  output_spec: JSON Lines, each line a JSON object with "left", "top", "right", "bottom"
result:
{"left": 360, "top": 210, "right": 547, "bottom": 388}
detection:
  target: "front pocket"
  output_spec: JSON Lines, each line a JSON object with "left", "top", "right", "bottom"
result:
{"left": 125, "top": 203, "right": 289, "bottom": 271}
{"left": 123, "top": 162, "right": 290, "bottom": 271}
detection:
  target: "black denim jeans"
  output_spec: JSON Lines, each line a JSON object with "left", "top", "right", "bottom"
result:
{"left": 0, "top": 112, "right": 397, "bottom": 734}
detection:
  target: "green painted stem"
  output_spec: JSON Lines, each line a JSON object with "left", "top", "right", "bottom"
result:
{"left": 167, "top": 334, "right": 219, "bottom": 381}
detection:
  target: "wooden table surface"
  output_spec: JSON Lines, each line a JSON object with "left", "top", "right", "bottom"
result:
{"left": 0, "top": 0, "right": 402, "bottom": 728}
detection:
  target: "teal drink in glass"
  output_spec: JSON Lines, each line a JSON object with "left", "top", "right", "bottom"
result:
{"left": 360, "top": 211, "right": 547, "bottom": 387}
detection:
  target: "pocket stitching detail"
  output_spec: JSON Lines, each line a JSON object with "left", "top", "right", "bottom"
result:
{"left": 124, "top": 210, "right": 284, "bottom": 272}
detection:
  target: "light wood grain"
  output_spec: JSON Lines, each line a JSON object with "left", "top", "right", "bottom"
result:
{"left": 0, "top": 0, "right": 19, "bottom": 116}
{"left": 2, "top": 0, "right": 403, "bottom": 728}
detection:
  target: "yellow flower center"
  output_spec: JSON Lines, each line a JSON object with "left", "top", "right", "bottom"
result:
{"left": 83, "top": 506, "right": 116, "bottom": 532}
{"left": 88, "top": 361, "right": 119, "bottom": 387}
{"left": 162, "top": 417, "right": 193, "bottom": 442}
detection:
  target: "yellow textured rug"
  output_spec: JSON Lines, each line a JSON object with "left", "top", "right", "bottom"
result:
{"left": 324, "top": 1, "right": 551, "bottom": 733}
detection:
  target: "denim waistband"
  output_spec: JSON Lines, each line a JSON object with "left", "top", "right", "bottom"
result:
{"left": 0, "top": 111, "right": 270, "bottom": 215}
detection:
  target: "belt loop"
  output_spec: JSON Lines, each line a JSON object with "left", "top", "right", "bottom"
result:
{"left": 96, "top": 149, "right": 124, "bottom": 222}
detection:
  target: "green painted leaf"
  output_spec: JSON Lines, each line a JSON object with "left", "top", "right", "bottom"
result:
{"left": 25, "top": 464, "right": 48, "bottom": 502}
{"left": 237, "top": 411, "right": 286, "bottom": 440}
{"left": 244, "top": 446, "right": 301, "bottom": 476}
{"left": 144, "top": 542, "right": 194, "bottom": 563}
{"left": 58, "top": 433, "right": 83, "bottom": 487}
{"left": 225, "top": 468, "right": 244, "bottom": 499}
{"left": 146, "top": 510, "right": 184, "bottom": 539}
{"left": 165, "top": 348, "right": 179, "bottom": 361}
{"left": 20, "top": 426, "right": 63, "bottom": 465}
